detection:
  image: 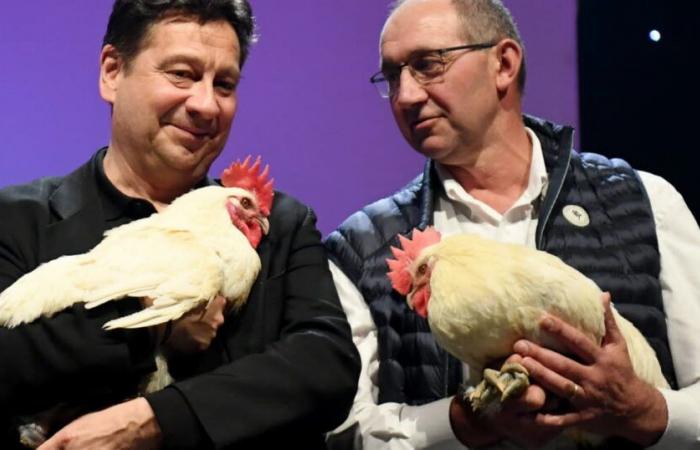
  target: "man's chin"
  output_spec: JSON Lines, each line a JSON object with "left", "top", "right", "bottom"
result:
{"left": 171, "top": 139, "right": 222, "bottom": 160}
{"left": 412, "top": 136, "right": 450, "bottom": 160}
{"left": 159, "top": 147, "right": 217, "bottom": 174}
{"left": 177, "top": 140, "right": 211, "bottom": 156}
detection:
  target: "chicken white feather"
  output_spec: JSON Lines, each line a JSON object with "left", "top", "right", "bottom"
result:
{"left": 0, "top": 185, "right": 263, "bottom": 330}
{"left": 387, "top": 228, "right": 669, "bottom": 405}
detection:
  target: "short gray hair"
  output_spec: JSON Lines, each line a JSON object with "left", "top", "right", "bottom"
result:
{"left": 390, "top": 0, "right": 526, "bottom": 92}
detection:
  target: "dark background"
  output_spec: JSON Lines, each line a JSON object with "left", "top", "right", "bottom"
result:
{"left": 579, "top": 0, "right": 699, "bottom": 218}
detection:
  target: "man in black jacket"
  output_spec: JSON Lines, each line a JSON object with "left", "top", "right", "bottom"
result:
{"left": 0, "top": 1, "right": 359, "bottom": 449}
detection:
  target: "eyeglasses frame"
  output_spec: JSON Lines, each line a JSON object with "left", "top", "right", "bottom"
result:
{"left": 369, "top": 42, "right": 498, "bottom": 98}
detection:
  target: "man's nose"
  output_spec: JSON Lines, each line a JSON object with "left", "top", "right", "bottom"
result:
{"left": 393, "top": 67, "right": 428, "bottom": 107}
{"left": 186, "top": 81, "right": 220, "bottom": 120}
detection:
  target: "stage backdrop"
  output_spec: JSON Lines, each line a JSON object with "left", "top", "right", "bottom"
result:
{"left": 0, "top": 1, "right": 577, "bottom": 234}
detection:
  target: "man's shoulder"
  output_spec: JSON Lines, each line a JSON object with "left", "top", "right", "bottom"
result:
{"left": 0, "top": 153, "right": 96, "bottom": 212}
{"left": 269, "top": 190, "right": 310, "bottom": 220}
{"left": 265, "top": 190, "right": 319, "bottom": 239}
{"left": 337, "top": 172, "right": 423, "bottom": 232}
{"left": 0, "top": 175, "right": 68, "bottom": 247}
{"left": 0, "top": 175, "right": 64, "bottom": 213}
{"left": 576, "top": 150, "right": 635, "bottom": 173}
{"left": 571, "top": 150, "right": 649, "bottom": 193}
{"left": 0, "top": 156, "right": 95, "bottom": 229}
{"left": 325, "top": 172, "right": 425, "bottom": 261}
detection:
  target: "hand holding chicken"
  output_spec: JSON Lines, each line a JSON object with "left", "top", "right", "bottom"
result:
{"left": 386, "top": 227, "right": 668, "bottom": 417}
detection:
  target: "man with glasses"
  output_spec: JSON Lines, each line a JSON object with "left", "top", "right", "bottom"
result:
{"left": 326, "top": 0, "right": 700, "bottom": 448}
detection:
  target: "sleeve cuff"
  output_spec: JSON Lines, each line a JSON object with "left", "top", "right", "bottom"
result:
{"left": 146, "top": 386, "right": 210, "bottom": 449}
{"left": 648, "top": 387, "right": 700, "bottom": 450}
{"left": 400, "top": 397, "right": 460, "bottom": 448}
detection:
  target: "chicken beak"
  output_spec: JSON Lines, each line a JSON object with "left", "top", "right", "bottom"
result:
{"left": 257, "top": 216, "right": 270, "bottom": 235}
{"left": 407, "top": 285, "right": 429, "bottom": 319}
{"left": 406, "top": 292, "right": 415, "bottom": 310}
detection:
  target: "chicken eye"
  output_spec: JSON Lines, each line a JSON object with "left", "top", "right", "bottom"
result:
{"left": 240, "top": 198, "right": 252, "bottom": 209}
{"left": 417, "top": 263, "right": 428, "bottom": 275}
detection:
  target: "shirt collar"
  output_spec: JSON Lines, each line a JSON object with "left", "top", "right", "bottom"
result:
{"left": 94, "top": 147, "right": 144, "bottom": 221}
{"left": 522, "top": 127, "right": 549, "bottom": 206}
{"left": 435, "top": 127, "right": 549, "bottom": 219}
{"left": 94, "top": 147, "right": 214, "bottom": 222}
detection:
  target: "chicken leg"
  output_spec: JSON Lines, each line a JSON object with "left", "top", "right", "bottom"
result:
{"left": 468, "top": 362, "right": 530, "bottom": 412}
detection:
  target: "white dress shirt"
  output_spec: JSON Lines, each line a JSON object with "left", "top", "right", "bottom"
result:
{"left": 329, "top": 129, "right": 700, "bottom": 450}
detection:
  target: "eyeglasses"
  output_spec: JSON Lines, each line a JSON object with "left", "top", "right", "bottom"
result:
{"left": 369, "top": 42, "right": 497, "bottom": 99}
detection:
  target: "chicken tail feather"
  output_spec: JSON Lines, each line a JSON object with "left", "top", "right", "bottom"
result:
{"left": 84, "top": 286, "right": 159, "bottom": 310}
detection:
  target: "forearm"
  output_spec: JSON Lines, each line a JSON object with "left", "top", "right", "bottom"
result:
{"left": 448, "top": 396, "right": 500, "bottom": 448}
{"left": 36, "top": 397, "right": 163, "bottom": 450}
{"left": 640, "top": 171, "right": 700, "bottom": 448}
{"left": 146, "top": 387, "right": 208, "bottom": 449}
{"left": 147, "top": 306, "right": 359, "bottom": 447}
{"left": 147, "top": 206, "right": 360, "bottom": 447}
{"left": 0, "top": 300, "right": 156, "bottom": 414}
{"left": 337, "top": 397, "right": 461, "bottom": 450}
{"left": 648, "top": 384, "right": 700, "bottom": 450}
{"left": 608, "top": 379, "right": 668, "bottom": 446}
{"left": 329, "top": 262, "right": 462, "bottom": 450}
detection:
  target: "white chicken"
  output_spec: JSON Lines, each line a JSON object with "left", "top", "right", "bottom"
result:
{"left": 0, "top": 156, "right": 273, "bottom": 332}
{"left": 386, "top": 227, "right": 668, "bottom": 414}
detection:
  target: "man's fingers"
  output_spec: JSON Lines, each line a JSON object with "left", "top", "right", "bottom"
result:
{"left": 538, "top": 315, "right": 600, "bottom": 364}
{"left": 535, "top": 409, "right": 596, "bottom": 428}
{"left": 600, "top": 292, "right": 623, "bottom": 345}
{"left": 504, "top": 353, "right": 524, "bottom": 365}
{"left": 518, "top": 354, "right": 587, "bottom": 404}
{"left": 202, "top": 296, "right": 226, "bottom": 327}
{"left": 506, "top": 384, "right": 547, "bottom": 413}
{"left": 514, "top": 340, "right": 586, "bottom": 381}
{"left": 37, "top": 433, "right": 63, "bottom": 450}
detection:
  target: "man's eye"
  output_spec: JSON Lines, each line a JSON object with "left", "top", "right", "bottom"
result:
{"left": 411, "top": 57, "right": 442, "bottom": 75}
{"left": 382, "top": 70, "right": 400, "bottom": 83}
{"left": 170, "top": 70, "right": 193, "bottom": 80}
{"left": 215, "top": 80, "right": 237, "bottom": 95}
{"left": 166, "top": 70, "right": 197, "bottom": 87}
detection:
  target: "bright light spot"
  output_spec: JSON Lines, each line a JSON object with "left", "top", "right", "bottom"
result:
{"left": 649, "top": 30, "right": 661, "bottom": 42}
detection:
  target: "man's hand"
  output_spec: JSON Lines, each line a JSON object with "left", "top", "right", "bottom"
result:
{"left": 163, "top": 295, "right": 226, "bottom": 354}
{"left": 37, "top": 398, "right": 161, "bottom": 450}
{"left": 450, "top": 355, "right": 563, "bottom": 449}
{"left": 514, "top": 292, "right": 668, "bottom": 446}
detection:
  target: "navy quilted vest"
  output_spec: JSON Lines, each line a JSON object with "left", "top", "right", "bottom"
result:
{"left": 325, "top": 116, "right": 677, "bottom": 409}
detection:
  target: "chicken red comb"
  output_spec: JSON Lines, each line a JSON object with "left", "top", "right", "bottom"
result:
{"left": 386, "top": 227, "right": 442, "bottom": 295}
{"left": 221, "top": 155, "right": 275, "bottom": 216}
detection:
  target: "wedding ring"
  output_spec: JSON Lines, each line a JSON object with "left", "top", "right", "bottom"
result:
{"left": 567, "top": 383, "right": 581, "bottom": 400}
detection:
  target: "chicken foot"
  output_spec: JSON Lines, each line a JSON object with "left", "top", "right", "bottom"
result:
{"left": 468, "top": 362, "right": 530, "bottom": 412}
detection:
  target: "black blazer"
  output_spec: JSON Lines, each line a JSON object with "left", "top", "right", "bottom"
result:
{"left": 0, "top": 153, "right": 360, "bottom": 449}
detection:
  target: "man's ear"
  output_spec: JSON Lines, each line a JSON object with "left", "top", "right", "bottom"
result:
{"left": 99, "top": 44, "right": 124, "bottom": 104}
{"left": 494, "top": 39, "right": 523, "bottom": 92}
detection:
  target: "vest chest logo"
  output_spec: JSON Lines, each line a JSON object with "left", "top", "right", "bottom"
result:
{"left": 562, "top": 205, "right": 590, "bottom": 227}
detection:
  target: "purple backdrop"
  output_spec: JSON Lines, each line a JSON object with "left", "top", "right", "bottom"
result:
{"left": 0, "top": 1, "right": 577, "bottom": 234}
